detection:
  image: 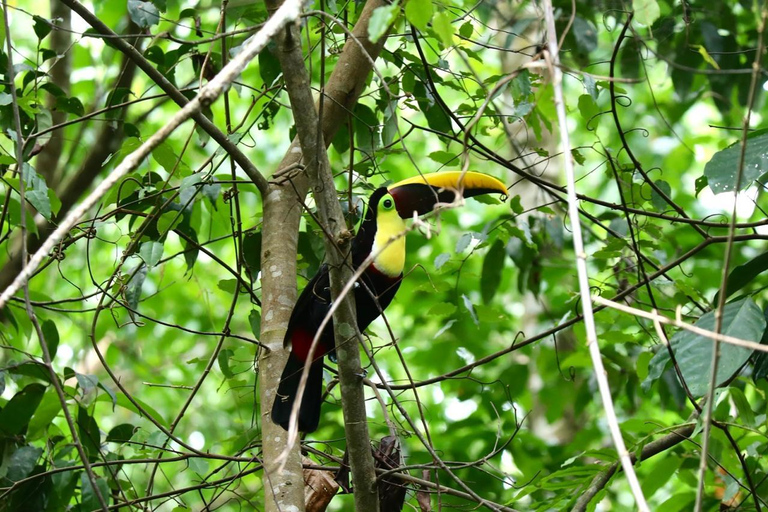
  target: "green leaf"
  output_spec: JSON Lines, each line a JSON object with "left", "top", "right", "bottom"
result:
{"left": 56, "top": 96, "right": 84, "bottom": 116}
{"left": 632, "top": 0, "right": 660, "bottom": 25}
{"left": 0, "top": 383, "right": 46, "bottom": 435}
{"left": 218, "top": 279, "right": 238, "bottom": 293}
{"left": 6, "top": 446, "right": 42, "bottom": 482}
{"left": 107, "top": 423, "right": 137, "bottom": 444}
{"left": 27, "top": 389, "right": 61, "bottom": 439}
{"left": 126, "top": 264, "right": 148, "bottom": 310}
{"left": 127, "top": 0, "right": 160, "bottom": 28}
{"left": 405, "top": 0, "right": 432, "bottom": 32}
{"left": 41, "top": 319, "right": 59, "bottom": 359}
{"left": 650, "top": 180, "right": 672, "bottom": 211}
{"left": 715, "top": 250, "right": 768, "bottom": 302}
{"left": 242, "top": 231, "right": 262, "bottom": 279}
{"left": 188, "top": 457, "right": 209, "bottom": 475}
{"left": 459, "top": 21, "right": 473, "bottom": 38}
{"left": 577, "top": 94, "right": 599, "bottom": 123}
{"left": 218, "top": 349, "right": 235, "bottom": 378}
{"left": 434, "top": 252, "right": 450, "bottom": 269}
{"left": 728, "top": 386, "right": 755, "bottom": 426}
{"left": 694, "top": 175, "right": 708, "bottom": 197}
{"left": 354, "top": 103, "right": 379, "bottom": 151}
{"left": 481, "top": 240, "right": 506, "bottom": 303}
{"left": 157, "top": 211, "right": 182, "bottom": 235}
{"left": 508, "top": 195, "right": 524, "bottom": 215}
{"left": 640, "top": 454, "right": 681, "bottom": 499}
{"left": 22, "top": 163, "right": 52, "bottom": 220}
{"left": 462, "top": 294, "right": 478, "bottom": 325}
{"left": 258, "top": 45, "right": 281, "bottom": 86}
{"left": 572, "top": 16, "right": 597, "bottom": 53}
{"left": 77, "top": 406, "right": 101, "bottom": 458}
{"left": 704, "top": 130, "right": 768, "bottom": 194}
{"left": 428, "top": 150, "right": 457, "bottom": 165}
{"left": 139, "top": 241, "right": 164, "bottom": 267}
{"left": 427, "top": 302, "right": 457, "bottom": 317}
{"left": 32, "top": 16, "right": 52, "bottom": 40}
{"left": 369, "top": 3, "right": 399, "bottom": 44}
{"left": 659, "top": 298, "right": 765, "bottom": 396}
{"left": 432, "top": 11, "right": 454, "bottom": 47}
{"left": 80, "top": 474, "right": 109, "bottom": 512}
{"left": 248, "top": 310, "right": 261, "bottom": 338}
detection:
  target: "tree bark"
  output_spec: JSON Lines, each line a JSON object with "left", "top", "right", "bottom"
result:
{"left": 258, "top": 1, "right": 391, "bottom": 511}
{"left": 269, "top": 12, "right": 380, "bottom": 512}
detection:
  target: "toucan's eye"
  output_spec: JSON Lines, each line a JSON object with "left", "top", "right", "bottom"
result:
{"left": 382, "top": 198, "right": 394, "bottom": 210}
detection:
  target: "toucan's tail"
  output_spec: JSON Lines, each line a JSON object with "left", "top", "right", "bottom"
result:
{"left": 270, "top": 351, "right": 324, "bottom": 433}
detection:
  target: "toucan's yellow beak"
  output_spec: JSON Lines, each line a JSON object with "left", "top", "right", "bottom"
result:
{"left": 387, "top": 171, "right": 507, "bottom": 218}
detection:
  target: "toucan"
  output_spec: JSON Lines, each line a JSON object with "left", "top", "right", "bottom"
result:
{"left": 271, "top": 171, "right": 507, "bottom": 432}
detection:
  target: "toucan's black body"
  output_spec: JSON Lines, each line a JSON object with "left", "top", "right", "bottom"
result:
{"left": 271, "top": 188, "right": 402, "bottom": 432}
{"left": 270, "top": 173, "right": 507, "bottom": 432}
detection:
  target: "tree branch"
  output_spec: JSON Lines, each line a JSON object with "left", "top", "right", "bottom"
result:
{"left": 59, "top": 0, "right": 269, "bottom": 195}
{"left": 257, "top": 1, "right": 392, "bottom": 510}
{"left": 0, "top": 0, "right": 304, "bottom": 308}
{"left": 571, "top": 425, "right": 695, "bottom": 512}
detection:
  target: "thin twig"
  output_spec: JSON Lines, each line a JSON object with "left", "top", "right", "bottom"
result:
{"left": 594, "top": 296, "right": 768, "bottom": 353}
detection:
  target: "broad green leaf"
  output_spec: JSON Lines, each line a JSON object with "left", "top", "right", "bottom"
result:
{"left": 462, "top": 294, "right": 478, "bottom": 325}
{"left": 572, "top": 16, "right": 597, "bottom": 53}
{"left": 157, "top": 211, "right": 182, "bottom": 234}
{"left": 369, "top": 3, "right": 399, "bottom": 44}
{"left": 577, "top": 94, "right": 599, "bottom": 123}
{"left": 427, "top": 302, "right": 457, "bottom": 317}
{"left": 432, "top": 11, "right": 454, "bottom": 47}
{"left": 481, "top": 240, "right": 506, "bottom": 303}
{"left": 27, "top": 389, "right": 61, "bottom": 440}
{"left": 632, "top": 0, "right": 660, "bottom": 26}
{"left": 434, "top": 252, "right": 450, "bottom": 269}
{"left": 77, "top": 406, "right": 101, "bottom": 458}
{"left": 6, "top": 446, "right": 42, "bottom": 482}
{"left": 139, "top": 241, "right": 164, "bottom": 267}
{"left": 728, "top": 386, "right": 755, "bottom": 426}
{"left": 258, "top": 45, "right": 281, "bottom": 86}
{"left": 107, "top": 423, "right": 137, "bottom": 444}
{"left": 650, "top": 180, "right": 672, "bottom": 211}
{"left": 646, "top": 298, "right": 765, "bottom": 396}
{"left": 715, "top": 250, "right": 768, "bottom": 302}
{"left": 126, "top": 264, "right": 148, "bottom": 310}
{"left": 428, "top": 150, "right": 457, "bottom": 165}
{"left": 41, "top": 319, "right": 59, "bottom": 359}
{"left": 22, "top": 163, "right": 52, "bottom": 220}
{"left": 80, "top": 474, "right": 109, "bottom": 512}
{"left": 32, "top": 16, "right": 52, "bottom": 40}
{"left": 0, "top": 383, "right": 46, "bottom": 435}
{"left": 249, "top": 310, "right": 261, "bottom": 338}
{"left": 405, "top": 0, "right": 432, "bottom": 32}
{"left": 640, "top": 454, "right": 681, "bottom": 499}
{"left": 218, "top": 349, "right": 235, "bottom": 378}
{"left": 127, "top": 0, "right": 160, "bottom": 28}
{"left": 704, "top": 129, "right": 768, "bottom": 194}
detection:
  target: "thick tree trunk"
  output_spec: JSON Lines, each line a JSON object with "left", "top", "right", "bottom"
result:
{"left": 258, "top": 1, "right": 391, "bottom": 510}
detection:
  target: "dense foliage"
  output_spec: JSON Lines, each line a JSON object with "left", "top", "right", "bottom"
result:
{"left": 1, "top": 0, "right": 768, "bottom": 510}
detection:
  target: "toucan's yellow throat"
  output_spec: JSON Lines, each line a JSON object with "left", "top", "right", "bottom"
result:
{"left": 370, "top": 193, "right": 406, "bottom": 277}
{"left": 351, "top": 171, "right": 507, "bottom": 279}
